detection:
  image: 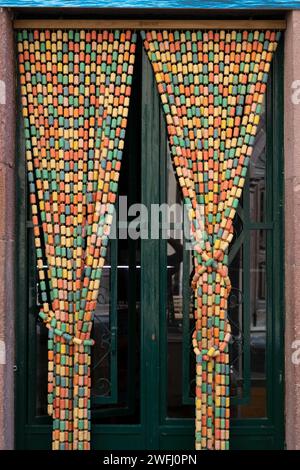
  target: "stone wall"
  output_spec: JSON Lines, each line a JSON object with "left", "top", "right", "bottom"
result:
{"left": 284, "top": 9, "right": 300, "bottom": 451}
{"left": 0, "top": 7, "right": 15, "bottom": 450}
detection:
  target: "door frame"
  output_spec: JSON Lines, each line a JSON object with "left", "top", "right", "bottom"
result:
{"left": 15, "top": 30, "right": 285, "bottom": 451}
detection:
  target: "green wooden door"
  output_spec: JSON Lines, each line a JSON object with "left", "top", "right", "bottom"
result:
{"left": 16, "top": 37, "right": 284, "bottom": 450}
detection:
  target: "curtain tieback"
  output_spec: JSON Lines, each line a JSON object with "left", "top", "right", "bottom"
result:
{"left": 191, "top": 253, "right": 231, "bottom": 294}
{"left": 39, "top": 311, "right": 95, "bottom": 346}
{"left": 191, "top": 252, "right": 232, "bottom": 360}
{"left": 192, "top": 323, "right": 232, "bottom": 361}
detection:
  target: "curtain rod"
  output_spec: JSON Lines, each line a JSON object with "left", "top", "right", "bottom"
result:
{"left": 13, "top": 19, "right": 286, "bottom": 30}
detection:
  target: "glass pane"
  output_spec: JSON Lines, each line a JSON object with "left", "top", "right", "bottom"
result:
{"left": 249, "top": 99, "right": 266, "bottom": 223}
{"left": 248, "top": 229, "right": 267, "bottom": 417}
{"left": 92, "top": 238, "right": 141, "bottom": 424}
{"left": 91, "top": 246, "right": 113, "bottom": 401}
{"left": 166, "top": 247, "right": 194, "bottom": 419}
{"left": 166, "top": 148, "right": 194, "bottom": 418}
{"left": 228, "top": 246, "right": 245, "bottom": 402}
{"left": 230, "top": 229, "right": 267, "bottom": 418}
{"left": 164, "top": 143, "right": 268, "bottom": 420}
{"left": 27, "top": 223, "right": 50, "bottom": 419}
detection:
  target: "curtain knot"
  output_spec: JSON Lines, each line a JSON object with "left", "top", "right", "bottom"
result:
{"left": 192, "top": 322, "right": 232, "bottom": 361}
{"left": 191, "top": 252, "right": 231, "bottom": 295}
{"left": 191, "top": 250, "right": 232, "bottom": 361}
{"left": 39, "top": 311, "right": 95, "bottom": 346}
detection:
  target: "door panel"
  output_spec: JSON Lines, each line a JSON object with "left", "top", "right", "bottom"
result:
{"left": 16, "top": 39, "right": 145, "bottom": 449}
{"left": 154, "top": 41, "right": 284, "bottom": 450}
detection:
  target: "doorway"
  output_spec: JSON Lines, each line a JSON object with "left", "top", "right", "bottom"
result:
{"left": 15, "top": 35, "right": 284, "bottom": 450}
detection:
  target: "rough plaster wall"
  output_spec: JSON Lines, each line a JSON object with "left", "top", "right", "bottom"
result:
{"left": 285, "top": 10, "right": 300, "bottom": 451}
{"left": 0, "top": 7, "right": 15, "bottom": 450}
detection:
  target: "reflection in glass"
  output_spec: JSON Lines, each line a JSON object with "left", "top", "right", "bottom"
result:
{"left": 249, "top": 99, "right": 266, "bottom": 223}
{"left": 228, "top": 247, "right": 244, "bottom": 402}
{"left": 166, "top": 148, "right": 194, "bottom": 418}
{"left": 92, "top": 237, "right": 141, "bottom": 424}
{"left": 165, "top": 137, "right": 269, "bottom": 419}
{"left": 230, "top": 229, "right": 267, "bottom": 418}
{"left": 91, "top": 246, "right": 112, "bottom": 400}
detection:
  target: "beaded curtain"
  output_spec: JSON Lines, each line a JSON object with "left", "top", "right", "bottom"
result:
{"left": 17, "top": 29, "right": 136, "bottom": 450}
{"left": 142, "top": 29, "right": 279, "bottom": 450}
